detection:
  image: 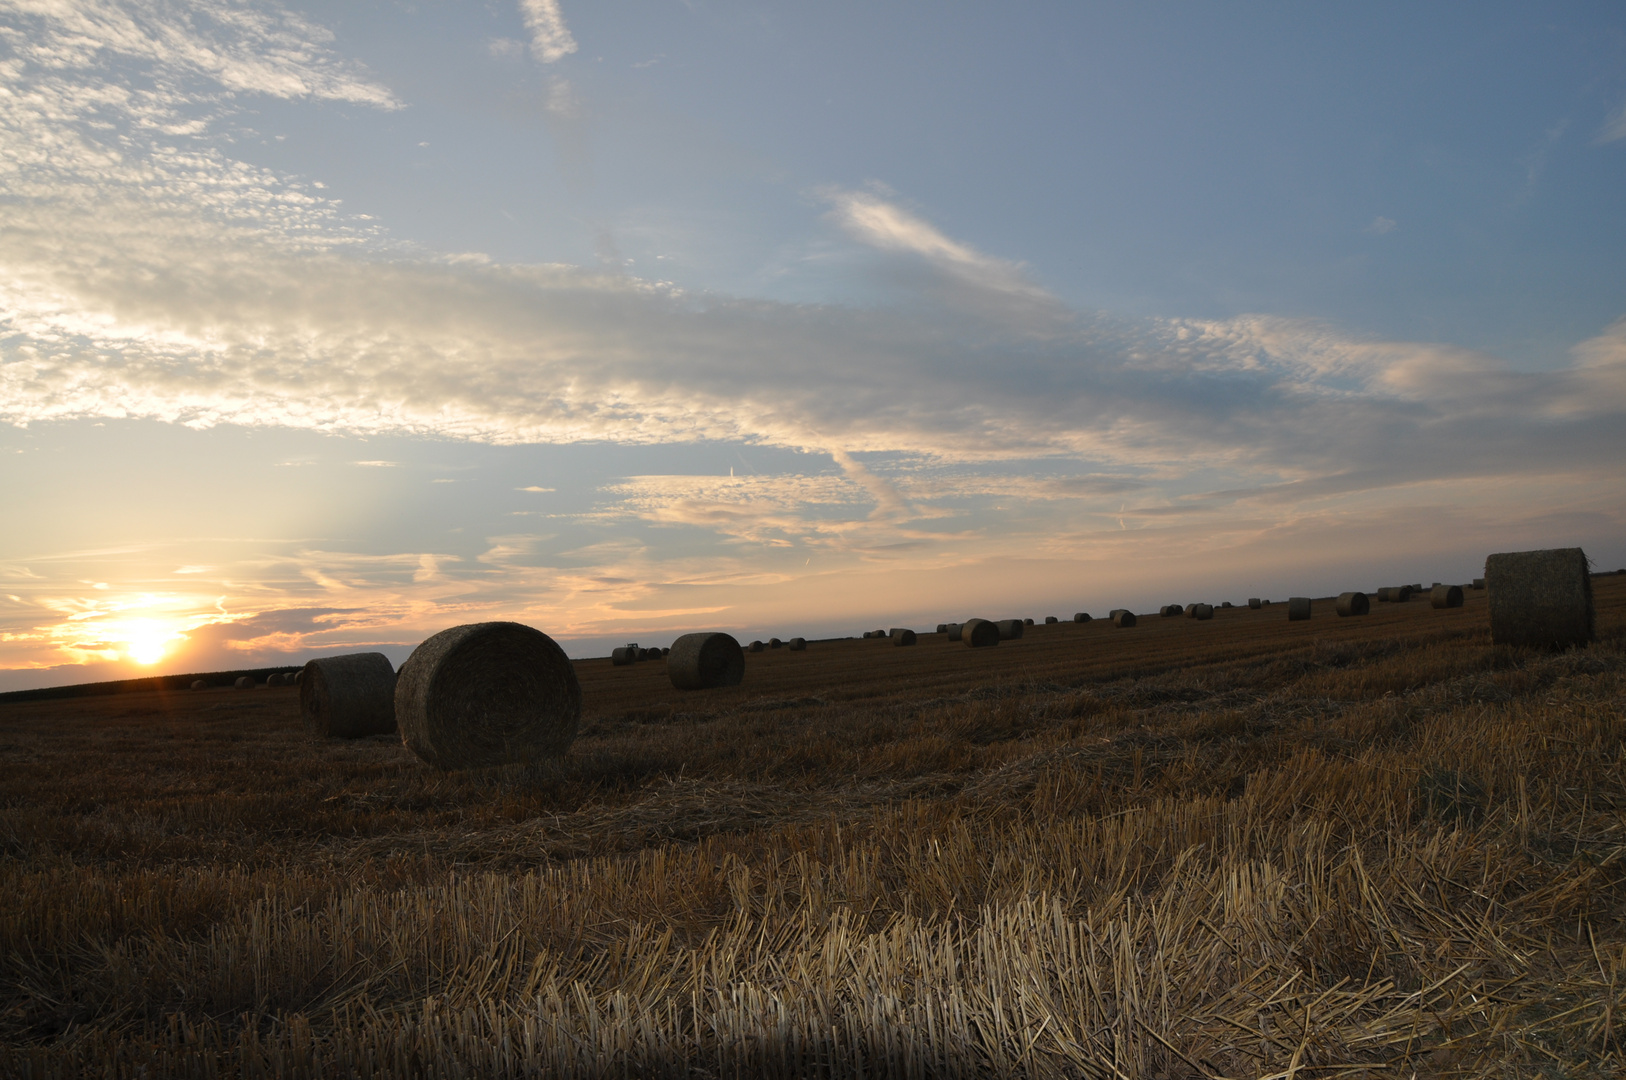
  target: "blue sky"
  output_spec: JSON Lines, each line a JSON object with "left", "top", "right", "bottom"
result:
{"left": 1, "top": 1, "right": 1624, "bottom": 687}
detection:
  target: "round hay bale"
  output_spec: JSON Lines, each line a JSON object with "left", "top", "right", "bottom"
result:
{"left": 1190, "top": 603, "right": 1214, "bottom": 620}
{"left": 747, "top": 640, "right": 765, "bottom": 653}
{"left": 394, "top": 624, "right": 577, "bottom": 769}
{"left": 1221, "top": 601, "right": 1233, "bottom": 608}
{"left": 266, "top": 673, "right": 283, "bottom": 687}
{"left": 1160, "top": 604, "right": 1183, "bottom": 617}
{"left": 1486, "top": 547, "right": 1594, "bottom": 648}
{"left": 661, "top": 647, "right": 670, "bottom": 656}
{"left": 1287, "top": 597, "right": 1312, "bottom": 621}
{"left": 293, "top": 669, "right": 303, "bottom": 685}
{"left": 995, "top": 619, "right": 1024, "bottom": 640}
{"left": 1073, "top": 612, "right": 1091, "bottom": 623}
{"left": 1473, "top": 577, "right": 1485, "bottom": 589}
{"left": 668, "top": 632, "right": 746, "bottom": 690}
{"left": 1430, "top": 584, "right": 1464, "bottom": 609}
{"left": 1248, "top": 598, "right": 1261, "bottom": 609}
{"left": 235, "top": 676, "right": 255, "bottom": 690}
{"left": 936, "top": 624, "right": 948, "bottom": 633}
{"left": 1023, "top": 618, "right": 1034, "bottom": 626}
{"left": 788, "top": 637, "right": 806, "bottom": 651}
{"left": 1045, "top": 616, "right": 1058, "bottom": 624}
{"left": 769, "top": 638, "right": 783, "bottom": 649}
{"left": 1185, "top": 604, "right": 1201, "bottom": 619}
{"left": 190, "top": 679, "right": 207, "bottom": 691}
{"left": 889, "top": 628, "right": 917, "bottom": 646}
{"left": 641, "top": 648, "right": 662, "bottom": 661}
{"left": 961, "top": 618, "right": 1000, "bottom": 647}
{"left": 611, "top": 647, "right": 636, "bottom": 666}
{"left": 1335, "top": 591, "right": 1370, "bottom": 617}
{"left": 946, "top": 622, "right": 963, "bottom": 642}
{"left": 1112, "top": 610, "right": 1137, "bottom": 628}
{"left": 299, "top": 653, "right": 396, "bottom": 738}
{"left": 1108, "top": 608, "right": 1127, "bottom": 619}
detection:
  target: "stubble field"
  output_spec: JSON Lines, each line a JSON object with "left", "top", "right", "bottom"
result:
{"left": 4, "top": 580, "right": 1626, "bottom": 1078}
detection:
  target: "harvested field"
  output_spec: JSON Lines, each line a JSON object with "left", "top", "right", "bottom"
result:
{"left": 4, "top": 580, "right": 1626, "bottom": 1077}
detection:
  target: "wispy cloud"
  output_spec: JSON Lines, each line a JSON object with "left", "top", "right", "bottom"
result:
{"left": 1596, "top": 100, "right": 1626, "bottom": 145}
{"left": 517, "top": 0, "right": 578, "bottom": 64}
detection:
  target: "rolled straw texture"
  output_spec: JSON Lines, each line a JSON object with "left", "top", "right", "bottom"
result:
{"left": 1287, "top": 597, "right": 1312, "bottom": 621}
{"left": 890, "top": 628, "right": 917, "bottom": 646}
{"left": 961, "top": 619, "right": 999, "bottom": 647}
{"left": 1486, "top": 548, "right": 1594, "bottom": 649}
{"left": 1430, "top": 585, "right": 1464, "bottom": 609}
{"left": 667, "top": 632, "right": 746, "bottom": 690}
{"left": 1335, "top": 592, "right": 1370, "bottom": 617}
{"left": 395, "top": 623, "right": 577, "bottom": 768}
{"left": 995, "top": 619, "right": 1024, "bottom": 640}
{"left": 788, "top": 637, "right": 806, "bottom": 651}
{"left": 1112, "top": 610, "right": 1137, "bottom": 628}
{"left": 299, "top": 653, "right": 396, "bottom": 738}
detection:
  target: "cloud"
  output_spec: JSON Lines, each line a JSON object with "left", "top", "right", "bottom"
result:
{"left": 1365, "top": 216, "right": 1396, "bottom": 235}
{"left": 1596, "top": 100, "right": 1626, "bottom": 145}
{"left": 517, "top": 0, "right": 578, "bottom": 64}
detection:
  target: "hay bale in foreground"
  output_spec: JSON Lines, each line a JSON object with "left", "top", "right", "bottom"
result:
{"left": 1074, "top": 612, "right": 1091, "bottom": 623}
{"left": 234, "top": 676, "right": 254, "bottom": 690}
{"left": 1288, "top": 597, "right": 1312, "bottom": 621}
{"left": 190, "top": 679, "right": 207, "bottom": 691}
{"left": 395, "top": 623, "right": 577, "bottom": 769}
{"left": 995, "top": 619, "right": 1024, "bottom": 640}
{"left": 668, "top": 632, "right": 746, "bottom": 690}
{"left": 1248, "top": 598, "right": 1262, "bottom": 609}
{"left": 1112, "top": 610, "right": 1137, "bottom": 628}
{"left": 788, "top": 637, "right": 806, "bottom": 651}
{"left": 1430, "top": 584, "right": 1464, "bottom": 609}
{"left": 961, "top": 619, "right": 1000, "bottom": 647}
{"left": 1335, "top": 592, "right": 1370, "bottom": 617}
{"left": 1045, "top": 616, "right": 1058, "bottom": 624}
{"left": 1190, "top": 603, "right": 1214, "bottom": 620}
{"left": 890, "top": 628, "right": 917, "bottom": 646}
{"left": 299, "top": 653, "right": 396, "bottom": 738}
{"left": 1486, "top": 548, "right": 1594, "bottom": 649}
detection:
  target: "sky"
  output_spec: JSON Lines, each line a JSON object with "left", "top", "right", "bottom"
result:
{"left": 1, "top": 0, "right": 1624, "bottom": 690}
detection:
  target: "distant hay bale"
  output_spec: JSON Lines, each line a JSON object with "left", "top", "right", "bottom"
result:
{"left": 1430, "top": 584, "right": 1464, "bottom": 609}
{"left": 788, "top": 637, "right": 806, "bottom": 651}
{"left": 1108, "top": 608, "right": 1127, "bottom": 619}
{"left": 1473, "top": 578, "right": 1485, "bottom": 589}
{"left": 1045, "top": 616, "right": 1058, "bottom": 624}
{"left": 1378, "top": 586, "right": 1414, "bottom": 603}
{"left": 1160, "top": 604, "right": 1183, "bottom": 617}
{"left": 1409, "top": 583, "right": 1423, "bottom": 592}
{"left": 946, "top": 623, "right": 963, "bottom": 641}
{"left": 234, "top": 676, "right": 255, "bottom": 690}
{"left": 995, "top": 619, "right": 1024, "bottom": 640}
{"left": 299, "top": 653, "right": 396, "bottom": 738}
{"left": 1248, "top": 598, "right": 1262, "bottom": 610}
{"left": 1221, "top": 602, "right": 1233, "bottom": 608}
{"left": 747, "top": 640, "right": 765, "bottom": 653}
{"left": 640, "top": 648, "right": 662, "bottom": 661}
{"left": 1288, "top": 597, "right": 1312, "bottom": 621}
{"left": 1073, "top": 612, "right": 1091, "bottom": 623}
{"left": 936, "top": 624, "right": 948, "bottom": 633}
{"left": 1486, "top": 547, "right": 1594, "bottom": 649}
{"left": 661, "top": 647, "right": 670, "bottom": 656}
{"left": 293, "top": 670, "right": 303, "bottom": 685}
{"left": 190, "top": 679, "right": 207, "bottom": 691}
{"left": 769, "top": 638, "right": 783, "bottom": 649}
{"left": 612, "top": 647, "right": 637, "bottom": 666}
{"left": 667, "top": 632, "right": 746, "bottom": 689}
{"left": 1335, "top": 591, "right": 1371, "bottom": 617}
{"left": 1190, "top": 603, "right": 1214, "bottom": 620}
{"left": 890, "top": 628, "right": 917, "bottom": 646}
{"left": 266, "top": 673, "right": 284, "bottom": 687}
{"left": 1112, "top": 610, "right": 1137, "bottom": 628}
{"left": 395, "top": 623, "right": 578, "bottom": 769}
{"left": 1023, "top": 618, "right": 1034, "bottom": 626}
{"left": 961, "top": 619, "right": 1000, "bottom": 647}
{"left": 1185, "top": 605, "right": 1201, "bottom": 619}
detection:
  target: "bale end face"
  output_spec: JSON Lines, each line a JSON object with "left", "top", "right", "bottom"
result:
{"left": 1430, "top": 584, "right": 1464, "bottom": 609}
{"left": 1335, "top": 591, "right": 1370, "bottom": 617}
{"left": 668, "top": 632, "right": 746, "bottom": 690}
{"left": 1073, "top": 612, "right": 1091, "bottom": 623}
{"left": 1287, "top": 597, "right": 1312, "bottom": 621}
{"left": 889, "top": 628, "right": 917, "bottom": 646}
{"left": 1112, "top": 610, "right": 1137, "bottom": 628}
{"left": 935, "top": 624, "right": 948, "bottom": 633}
{"left": 234, "top": 676, "right": 254, "bottom": 690}
{"left": 611, "top": 647, "right": 636, "bottom": 665}
{"left": 961, "top": 619, "right": 1000, "bottom": 647}
{"left": 300, "top": 653, "right": 397, "bottom": 739}
{"left": 747, "top": 640, "right": 765, "bottom": 653}
{"left": 1486, "top": 548, "right": 1594, "bottom": 649}
{"left": 396, "top": 623, "right": 577, "bottom": 769}
{"left": 769, "top": 638, "right": 783, "bottom": 649}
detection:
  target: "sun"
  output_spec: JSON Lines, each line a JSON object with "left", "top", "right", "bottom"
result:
{"left": 121, "top": 620, "right": 179, "bottom": 666}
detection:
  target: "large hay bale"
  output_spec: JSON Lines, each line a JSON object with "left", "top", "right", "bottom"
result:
{"left": 395, "top": 623, "right": 577, "bottom": 769}
{"left": 1074, "top": 612, "right": 1091, "bottom": 623}
{"left": 1045, "top": 616, "right": 1058, "bottom": 624}
{"left": 1248, "top": 598, "right": 1262, "bottom": 609}
{"left": 1112, "top": 610, "right": 1137, "bottom": 628}
{"left": 890, "top": 628, "right": 917, "bottom": 646}
{"left": 299, "top": 653, "right": 397, "bottom": 738}
{"left": 1287, "top": 597, "right": 1312, "bottom": 621}
{"left": 611, "top": 647, "right": 636, "bottom": 666}
{"left": 234, "top": 676, "right": 255, "bottom": 690}
{"left": 668, "top": 631, "right": 746, "bottom": 689}
{"left": 1190, "top": 603, "right": 1214, "bottom": 621}
{"left": 946, "top": 623, "right": 963, "bottom": 642}
{"left": 1335, "top": 591, "right": 1370, "bottom": 617}
{"left": 1486, "top": 548, "right": 1594, "bottom": 648}
{"left": 190, "top": 679, "right": 207, "bottom": 691}
{"left": 995, "top": 619, "right": 1024, "bottom": 640}
{"left": 788, "top": 637, "right": 806, "bottom": 651}
{"left": 1430, "top": 584, "right": 1464, "bottom": 609}
{"left": 961, "top": 618, "right": 1000, "bottom": 647}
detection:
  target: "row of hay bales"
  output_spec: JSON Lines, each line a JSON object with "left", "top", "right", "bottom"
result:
{"left": 192, "top": 670, "right": 303, "bottom": 691}
{"left": 288, "top": 548, "right": 1597, "bottom": 773}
